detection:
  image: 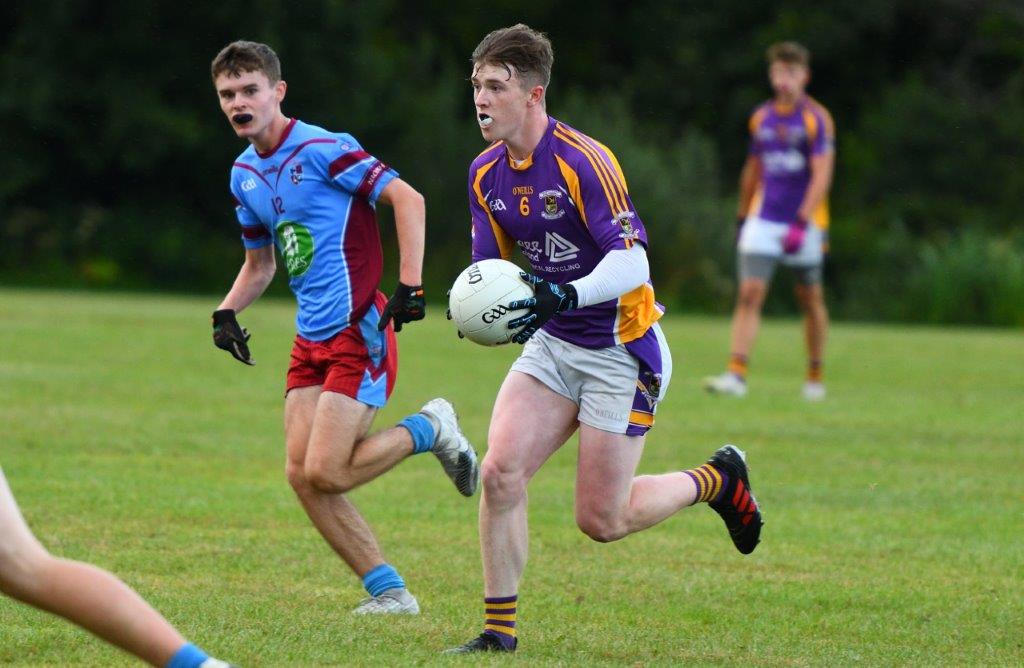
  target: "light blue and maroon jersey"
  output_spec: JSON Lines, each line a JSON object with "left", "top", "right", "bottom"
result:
{"left": 469, "top": 116, "right": 664, "bottom": 352}
{"left": 230, "top": 118, "right": 397, "bottom": 341}
{"left": 747, "top": 96, "right": 834, "bottom": 229}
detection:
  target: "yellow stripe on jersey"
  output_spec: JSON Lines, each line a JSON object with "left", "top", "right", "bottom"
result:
{"left": 615, "top": 283, "right": 662, "bottom": 345}
{"left": 555, "top": 124, "right": 630, "bottom": 215}
{"left": 595, "top": 138, "right": 630, "bottom": 191}
{"left": 554, "top": 155, "right": 587, "bottom": 226}
{"left": 564, "top": 125, "right": 631, "bottom": 208}
{"left": 472, "top": 158, "right": 516, "bottom": 260}
{"left": 553, "top": 127, "right": 627, "bottom": 219}
{"left": 748, "top": 106, "right": 770, "bottom": 135}
{"left": 801, "top": 108, "right": 820, "bottom": 143}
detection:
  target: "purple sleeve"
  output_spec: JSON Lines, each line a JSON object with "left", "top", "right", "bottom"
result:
{"left": 809, "top": 107, "right": 835, "bottom": 156}
{"left": 469, "top": 175, "right": 505, "bottom": 262}
{"left": 573, "top": 146, "right": 647, "bottom": 254}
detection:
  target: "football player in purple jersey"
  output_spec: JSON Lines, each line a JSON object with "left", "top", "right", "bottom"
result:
{"left": 704, "top": 41, "right": 835, "bottom": 401}
{"left": 445, "top": 25, "right": 763, "bottom": 654}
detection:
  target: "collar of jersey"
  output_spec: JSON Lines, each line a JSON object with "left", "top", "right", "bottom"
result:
{"left": 771, "top": 97, "right": 806, "bottom": 116}
{"left": 505, "top": 116, "right": 557, "bottom": 171}
{"left": 255, "top": 118, "right": 298, "bottom": 159}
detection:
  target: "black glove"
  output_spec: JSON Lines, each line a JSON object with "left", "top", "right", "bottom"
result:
{"left": 444, "top": 290, "right": 465, "bottom": 339}
{"left": 212, "top": 309, "right": 254, "bottom": 365}
{"left": 378, "top": 282, "right": 425, "bottom": 332}
{"left": 506, "top": 273, "right": 578, "bottom": 344}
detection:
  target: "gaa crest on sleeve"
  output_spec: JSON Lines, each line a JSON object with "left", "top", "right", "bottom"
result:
{"left": 614, "top": 211, "right": 640, "bottom": 241}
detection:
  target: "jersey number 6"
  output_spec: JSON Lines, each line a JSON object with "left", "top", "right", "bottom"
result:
{"left": 519, "top": 196, "right": 530, "bottom": 216}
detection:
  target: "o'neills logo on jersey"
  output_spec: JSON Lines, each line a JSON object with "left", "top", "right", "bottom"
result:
{"left": 539, "top": 189, "right": 565, "bottom": 220}
{"left": 512, "top": 186, "right": 534, "bottom": 196}
{"left": 276, "top": 221, "right": 314, "bottom": 277}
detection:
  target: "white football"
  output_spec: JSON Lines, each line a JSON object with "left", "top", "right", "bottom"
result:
{"left": 448, "top": 259, "right": 534, "bottom": 346}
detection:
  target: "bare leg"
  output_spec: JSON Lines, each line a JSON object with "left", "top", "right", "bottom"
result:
{"left": 795, "top": 282, "right": 828, "bottom": 375}
{"left": 0, "top": 470, "right": 188, "bottom": 667}
{"left": 285, "top": 386, "right": 396, "bottom": 577}
{"left": 574, "top": 426, "right": 700, "bottom": 542}
{"left": 480, "top": 372, "right": 579, "bottom": 597}
{"left": 728, "top": 278, "right": 769, "bottom": 361}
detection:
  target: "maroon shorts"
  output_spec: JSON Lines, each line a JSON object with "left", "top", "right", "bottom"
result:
{"left": 285, "top": 291, "right": 398, "bottom": 406}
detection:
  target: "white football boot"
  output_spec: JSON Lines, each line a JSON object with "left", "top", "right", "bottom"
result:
{"left": 802, "top": 381, "right": 826, "bottom": 402}
{"left": 352, "top": 587, "right": 421, "bottom": 615}
{"left": 702, "top": 372, "right": 748, "bottom": 397}
{"left": 419, "top": 398, "right": 480, "bottom": 497}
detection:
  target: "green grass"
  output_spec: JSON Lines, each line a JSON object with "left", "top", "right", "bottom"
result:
{"left": 0, "top": 288, "right": 1021, "bottom": 666}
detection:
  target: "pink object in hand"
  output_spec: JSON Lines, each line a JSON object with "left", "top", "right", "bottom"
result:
{"left": 783, "top": 220, "right": 807, "bottom": 254}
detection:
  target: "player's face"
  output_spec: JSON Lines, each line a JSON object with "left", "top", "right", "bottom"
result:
{"left": 769, "top": 61, "right": 809, "bottom": 102}
{"left": 471, "top": 63, "right": 538, "bottom": 142}
{"left": 215, "top": 70, "right": 286, "bottom": 141}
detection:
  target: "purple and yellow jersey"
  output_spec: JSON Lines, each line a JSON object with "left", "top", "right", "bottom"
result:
{"left": 229, "top": 118, "right": 397, "bottom": 341}
{"left": 469, "top": 116, "right": 663, "bottom": 350}
{"left": 747, "top": 96, "right": 834, "bottom": 229}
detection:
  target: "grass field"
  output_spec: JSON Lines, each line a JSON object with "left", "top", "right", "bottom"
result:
{"left": 0, "top": 288, "right": 1021, "bottom": 666}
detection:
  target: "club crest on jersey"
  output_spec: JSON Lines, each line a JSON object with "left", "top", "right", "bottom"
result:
{"left": 539, "top": 189, "right": 565, "bottom": 220}
{"left": 639, "top": 372, "right": 663, "bottom": 409}
{"left": 614, "top": 211, "right": 639, "bottom": 240}
{"left": 290, "top": 163, "right": 304, "bottom": 185}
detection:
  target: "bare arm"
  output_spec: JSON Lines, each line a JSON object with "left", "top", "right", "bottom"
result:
{"left": 216, "top": 245, "right": 276, "bottom": 313}
{"left": 796, "top": 152, "right": 835, "bottom": 221}
{"left": 378, "top": 178, "right": 425, "bottom": 286}
{"left": 737, "top": 155, "right": 762, "bottom": 218}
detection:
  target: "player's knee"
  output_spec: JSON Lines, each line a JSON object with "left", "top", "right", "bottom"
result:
{"left": 0, "top": 541, "right": 50, "bottom": 599}
{"left": 575, "top": 510, "right": 626, "bottom": 543}
{"left": 285, "top": 459, "right": 310, "bottom": 493}
{"left": 481, "top": 457, "right": 526, "bottom": 506}
{"left": 304, "top": 461, "right": 354, "bottom": 495}
{"left": 738, "top": 284, "right": 766, "bottom": 310}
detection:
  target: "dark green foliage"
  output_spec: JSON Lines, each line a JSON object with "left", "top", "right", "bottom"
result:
{"left": 1, "top": 1, "right": 1021, "bottom": 324}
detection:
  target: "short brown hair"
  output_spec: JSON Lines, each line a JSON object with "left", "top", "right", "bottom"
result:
{"left": 472, "top": 24, "right": 553, "bottom": 89}
{"left": 211, "top": 40, "right": 281, "bottom": 83}
{"left": 766, "top": 41, "right": 810, "bottom": 68}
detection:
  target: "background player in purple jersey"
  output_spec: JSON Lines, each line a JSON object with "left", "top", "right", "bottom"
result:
{"left": 704, "top": 42, "right": 835, "bottom": 401}
{"left": 445, "top": 25, "right": 763, "bottom": 654}
{"left": 209, "top": 41, "right": 479, "bottom": 615}
{"left": 0, "top": 469, "right": 232, "bottom": 667}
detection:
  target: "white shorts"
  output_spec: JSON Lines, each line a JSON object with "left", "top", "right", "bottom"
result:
{"left": 738, "top": 215, "right": 825, "bottom": 267}
{"left": 509, "top": 326, "right": 673, "bottom": 435}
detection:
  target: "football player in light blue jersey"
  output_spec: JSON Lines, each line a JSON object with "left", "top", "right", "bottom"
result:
{"left": 209, "top": 41, "right": 479, "bottom": 615}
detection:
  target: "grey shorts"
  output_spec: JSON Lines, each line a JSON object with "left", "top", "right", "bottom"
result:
{"left": 739, "top": 253, "right": 823, "bottom": 286}
{"left": 509, "top": 327, "right": 673, "bottom": 435}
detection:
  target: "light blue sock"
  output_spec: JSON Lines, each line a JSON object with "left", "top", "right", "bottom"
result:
{"left": 363, "top": 563, "right": 406, "bottom": 596}
{"left": 166, "top": 643, "right": 209, "bottom": 668}
{"left": 399, "top": 413, "right": 435, "bottom": 454}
